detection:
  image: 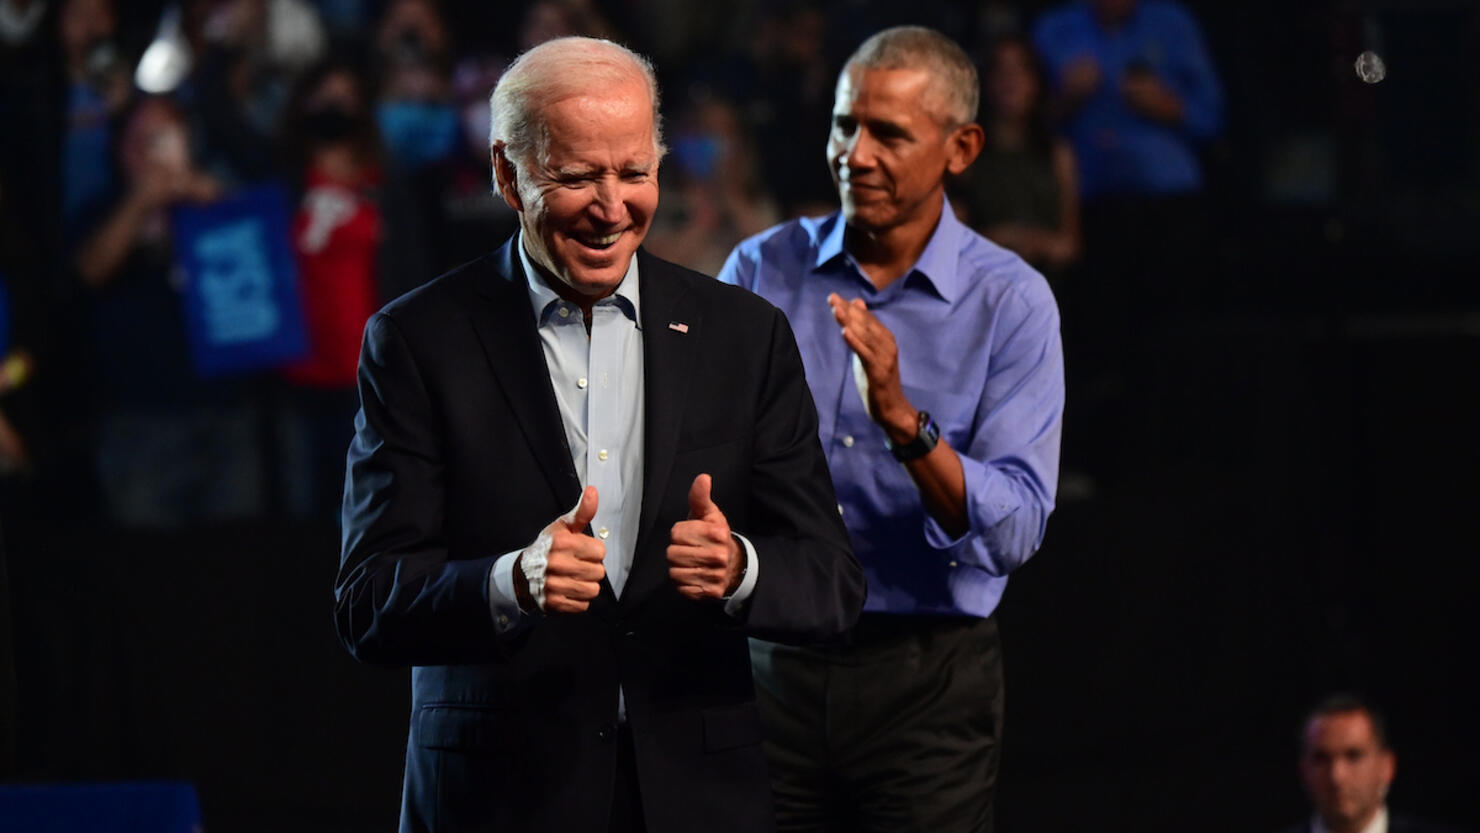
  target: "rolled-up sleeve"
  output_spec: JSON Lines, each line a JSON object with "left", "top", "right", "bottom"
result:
{"left": 923, "top": 281, "right": 1063, "bottom": 577}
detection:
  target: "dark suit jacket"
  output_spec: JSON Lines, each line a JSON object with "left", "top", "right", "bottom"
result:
{"left": 337, "top": 240, "right": 865, "bottom": 833}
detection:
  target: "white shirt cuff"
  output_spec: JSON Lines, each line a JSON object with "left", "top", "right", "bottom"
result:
{"left": 488, "top": 549, "right": 528, "bottom": 634}
{"left": 722, "top": 532, "right": 759, "bottom": 617}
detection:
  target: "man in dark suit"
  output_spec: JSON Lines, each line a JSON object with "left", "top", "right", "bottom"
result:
{"left": 336, "top": 36, "right": 865, "bottom": 833}
{"left": 1279, "top": 693, "right": 1467, "bottom": 833}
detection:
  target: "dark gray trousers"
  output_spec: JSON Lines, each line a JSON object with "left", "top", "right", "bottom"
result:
{"left": 750, "top": 613, "right": 1004, "bottom": 833}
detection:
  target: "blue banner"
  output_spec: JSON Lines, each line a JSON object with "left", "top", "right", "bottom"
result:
{"left": 172, "top": 183, "right": 307, "bottom": 377}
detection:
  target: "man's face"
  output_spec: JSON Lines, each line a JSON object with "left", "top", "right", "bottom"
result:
{"left": 1299, "top": 711, "right": 1395, "bottom": 830}
{"left": 828, "top": 66, "right": 960, "bottom": 237}
{"left": 498, "top": 77, "right": 659, "bottom": 299}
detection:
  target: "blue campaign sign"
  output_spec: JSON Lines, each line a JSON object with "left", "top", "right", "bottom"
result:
{"left": 171, "top": 183, "right": 308, "bottom": 377}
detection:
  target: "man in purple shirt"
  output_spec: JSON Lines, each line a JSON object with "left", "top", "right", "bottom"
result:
{"left": 720, "top": 25, "right": 1064, "bottom": 832}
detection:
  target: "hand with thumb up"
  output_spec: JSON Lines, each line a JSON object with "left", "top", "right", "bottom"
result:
{"left": 667, "top": 473, "right": 743, "bottom": 601}
{"left": 515, "top": 485, "right": 607, "bottom": 614}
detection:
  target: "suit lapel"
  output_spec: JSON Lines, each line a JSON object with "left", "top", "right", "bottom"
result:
{"left": 468, "top": 240, "right": 583, "bottom": 511}
{"left": 624, "top": 251, "right": 700, "bottom": 606}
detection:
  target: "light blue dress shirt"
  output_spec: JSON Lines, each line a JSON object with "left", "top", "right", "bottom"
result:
{"left": 720, "top": 198, "right": 1063, "bottom": 619}
{"left": 488, "top": 235, "right": 757, "bottom": 632}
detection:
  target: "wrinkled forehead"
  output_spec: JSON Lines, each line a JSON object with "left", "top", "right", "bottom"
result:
{"left": 538, "top": 82, "right": 658, "bottom": 155}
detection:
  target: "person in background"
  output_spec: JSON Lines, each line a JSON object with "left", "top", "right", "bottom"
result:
{"left": 721, "top": 26, "right": 1063, "bottom": 832}
{"left": 957, "top": 36, "right": 1080, "bottom": 280}
{"left": 74, "top": 95, "right": 267, "bottom": 528}
{"left": 373, "top": 0, "right": 457, "bottom": 173}
{"left": 56, "top": 0, "right": 128, "bottom": 239}
{"left": 1283, "top": 693, "right": 1469, "bottom": 833}
{"left": 368, "top": 0, "right": 459, "bottom": 293}
{"left": 276, "top": 56, "right": 382, "bottom": 519}
{"left": 1031, "top": 0, "right": 1224, "bottom": 486}
{"left": 420, "top": 50, "right": 518, "bottom": 269}
{"left": 1031, "top": 0, "right": 1222, "bottom": 206}
{"left": 643, "top": 91, "right": 780, "bottom": 277}
{"left": 182, "top": 0, "right": 326, "bottom": 184}
{"left": 712, "top": 0, "right": 837, "bottom": 219}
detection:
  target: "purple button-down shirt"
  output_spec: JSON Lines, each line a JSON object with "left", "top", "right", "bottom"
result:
{"left": 719, "top": 200, "right": 1063, "bottom": 617}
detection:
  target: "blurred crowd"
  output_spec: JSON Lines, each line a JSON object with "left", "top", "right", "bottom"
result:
{"left": 0, "top": 0, "right": 1223, "bottom": 531}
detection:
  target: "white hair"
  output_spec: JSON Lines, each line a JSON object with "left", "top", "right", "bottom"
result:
{"left": 489, "top": 36, "right": 666, "bottom": 169}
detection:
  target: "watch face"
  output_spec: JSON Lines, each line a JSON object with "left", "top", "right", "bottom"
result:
{"left": 889, "top": 411, "right": 938, "bottom": 462}
{"left": 920, "top": 412, "right": 939, "bottom": 444}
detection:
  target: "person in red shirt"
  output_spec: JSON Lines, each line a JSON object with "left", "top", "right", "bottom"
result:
{"left": 278, "top": 57, "right": 382, "bottom": 518}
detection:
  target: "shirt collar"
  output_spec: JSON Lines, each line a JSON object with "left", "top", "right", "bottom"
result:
{"left": 518, "top": 230, "right": 642, "bottom": 327}
{"left": 813, "top": 192, "right": 966, "bottom": 303}
{"left": 1313, "top": 806, "right": 1388, "bottom": 833}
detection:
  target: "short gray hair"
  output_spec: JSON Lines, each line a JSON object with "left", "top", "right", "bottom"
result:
{"left": 843, "top": 26, "right": 979, "bottom": 127}
{"left": 489, "top": 36, "right": 665, "bottom": 169}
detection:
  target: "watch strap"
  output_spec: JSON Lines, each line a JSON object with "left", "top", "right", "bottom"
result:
{"left": 886, "top": 411, "right": 939, "bottom": 462}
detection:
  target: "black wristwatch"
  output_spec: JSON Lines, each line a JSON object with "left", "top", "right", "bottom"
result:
{"left": 885, "top": 411, "right": 939, "bottom": 462}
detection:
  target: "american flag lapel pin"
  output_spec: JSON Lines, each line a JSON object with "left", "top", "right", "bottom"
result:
{"left": 668, "top": 321, "right": 689, "bottom": 334}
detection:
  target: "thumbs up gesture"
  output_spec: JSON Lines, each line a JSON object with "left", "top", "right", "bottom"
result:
{"left": 667, "top": 474, "right": 744, "bottom": 601}
{"left": 516, "top": 485, "right": 607, "bottom": 613}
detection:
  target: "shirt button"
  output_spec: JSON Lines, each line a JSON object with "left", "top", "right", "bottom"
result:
{"left": 558, "top": 306, "right": 571, "bottom": 318}
{"left": 496, "top": 614, "right": 509, "bottom": 628}
{"left": 577, "top": 377, "right": 588, "bottom": 389}
{"left": 598, "top": 449, "right": 609, "bottom": 461}
{"left": 948, "top": 561, "right": 958, "bottom": 568}
{"left": 598, "top": 527, "right": 610, "bottom": 539}
{"left": 842, "top": 435, "right": 855, "bottom": 448}
{"left": 597, "top": 724, "right": 616, "bottom": 743}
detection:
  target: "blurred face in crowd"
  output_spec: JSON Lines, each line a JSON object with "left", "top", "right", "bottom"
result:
{"left": 307, "top": 68, "right": 365, "bottom": 116}
{"left": 377, "top": 0, "right": 450, "bottom": 100}
{"left": 119, "top": 98, "right": 192, "bottom": 180}
{"left": 829, "top": 65, "right": 977, "bottom": 237}
{"left": 987, "top": 42, "right": 1040, "bottom": 124}
{"left": 378, "top": 0, "right": 448, "bottom": 66}
{"left": 60, "top": 0, "right": 115, "bottom": 64}
{"left": 1299, "top": 710, "right": 1395, "bottom": 831}
{"left": 495, "top": 75, "right": 659, "bottom": 301}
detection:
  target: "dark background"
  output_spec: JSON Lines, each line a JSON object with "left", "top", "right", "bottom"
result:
{"left": 3, "top": 0, "right": 1479, "bottom": 830}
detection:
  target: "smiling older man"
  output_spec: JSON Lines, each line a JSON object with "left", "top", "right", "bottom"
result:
{"left": 337, "top": 36, "right": 863, "bottom": 833}
{"left": 722, "top": 26, "right": 1064, "bottom": 832}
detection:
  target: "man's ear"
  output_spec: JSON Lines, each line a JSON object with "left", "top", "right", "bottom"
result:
{"left": 945, "top": 122, "right": 985, "bottom": 177}
{"left": 491, "top": 143, "right": 524, "bottom": 212}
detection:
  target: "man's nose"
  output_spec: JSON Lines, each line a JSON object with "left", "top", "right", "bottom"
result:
{"left": 589, "top": 180, "right": 626, "bottom": 224}
{"left": 842, "top": 131, "right": 877, "bottom": 169}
